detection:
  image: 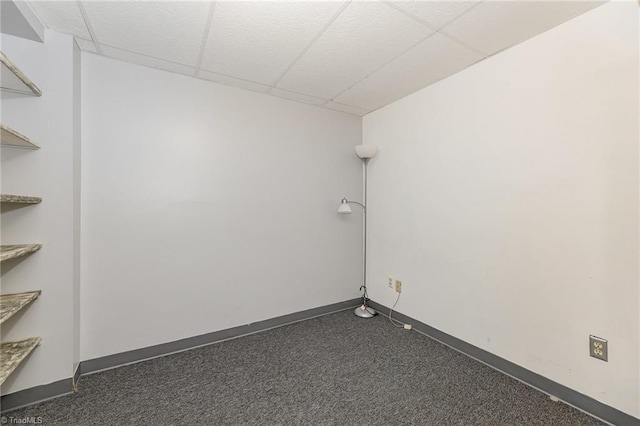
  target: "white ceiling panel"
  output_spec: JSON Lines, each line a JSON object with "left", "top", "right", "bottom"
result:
{"left": 100, "top": 45, "right": 195, "bottom": 77}
{"left": 268, "top": 88, "right": 326, "bottom": 106}
{"left": 442, "top": 1, "right": 605, "bottom": 56}
{"left": 198, "top": 70, "right": 271, "bottom": 93}
{"left": 388, "top": 1, "right": 479, "bottom": 30}
{"left": 200, "top": 1, "right": 346, "bottom": 85}
{"left": 334, "top": 32, "right": 481, "bottom": 111}
{"left": 75, "top": 38, "right": 98, "bottom": 54}
{"left": 28, "top": 1, "right": 91, "bottom": 40}
{"left": 276, "top": 1, "right": 433, "bottom": 99}
{"left": 82, "top": 1, "right": 210, "bottom": 66}
{"left": 23, "top": 0, "right": 607, "bottom": 116}
{"left": 323, "top": 101, "right": 370, "bottom": 116}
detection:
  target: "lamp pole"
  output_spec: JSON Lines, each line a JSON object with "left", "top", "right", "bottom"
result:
{"left": 362, "top": 157, "right": 370, "bottom": 312}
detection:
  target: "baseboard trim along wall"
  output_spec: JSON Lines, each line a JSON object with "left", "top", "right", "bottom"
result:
{"left": 0, "top": 377, "right": 74, "bottom": 414}
{"left": 80, "top": 298, "right": 361, "bottom": 375}
{"left": 0, "top": 298, "right": 361, "bottom": 413}
{"left": 367, "top": 300, "right": 639, "bottom": 426}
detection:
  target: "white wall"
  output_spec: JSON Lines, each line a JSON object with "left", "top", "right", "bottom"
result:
{"left": 364, "top": 1, "right": 639, "bottom": 418}
{"left": 80, "top": 54, "right": 363, "bottom": 361}
{"left": 1, "top": 31, "right": 81, "bottom": 394}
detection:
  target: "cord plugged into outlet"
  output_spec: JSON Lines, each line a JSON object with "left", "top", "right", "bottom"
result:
{"left": 388, "top": 280, "right": 411, "bottom": 330}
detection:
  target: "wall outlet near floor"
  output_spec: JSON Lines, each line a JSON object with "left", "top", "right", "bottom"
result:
{"left": 395, "top": 280, "right": 402, "bottom": 293}
{"left": 388, "top": 277, "right": 393, "bottom": 289}
{"left": 589, "top": 335, "right": 608, "bottom": 361}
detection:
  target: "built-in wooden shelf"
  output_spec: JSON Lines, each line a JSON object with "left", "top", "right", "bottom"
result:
{"left": 0, "top": 337, "right": 42, "bottom": 385}
{"left": 0, "top": 244, "right": 42, "bottom": 262}
{"left": 0, "top": 194, "right": 42, "bottom": 204}
{"left": 0, "top": 52, "right": 42, "bottom": 97}
{"left": 0, "top": 291, "right": 41, "bottom": 324}
{"left": 0, "top": 50, "right": 43, "bottom": 391}
{"left": 0, "top": 124, "right": 40, "bottom": 149}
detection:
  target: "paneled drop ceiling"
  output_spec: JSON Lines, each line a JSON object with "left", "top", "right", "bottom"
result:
{"left": 26, "top": 1, "right": 604, "bottom": 116}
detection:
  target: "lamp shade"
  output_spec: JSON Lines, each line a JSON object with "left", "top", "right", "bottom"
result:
{"left": 337, "top": 198, "right": 352, "bottom": 214}
{"left": 355, "top": 145, "right": 378, "bottom": 159}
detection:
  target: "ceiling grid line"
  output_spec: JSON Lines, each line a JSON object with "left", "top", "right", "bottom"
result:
{"left": 325, "top": 30, "right": 441, "bottom": 105}
{"left": 440, "top": 1, "right": 604, "bottom": 65}
{"left": 76, "top": 0, "right": 102, "bottom": 55}
{"left": 380, "top": 0, "right": 439, "bottom": 32}
{"left": 199, "top": 69, "right": 272, "bottom": 89}
{"left": 436, "top": 0, "right": 491, "bottom": 59}
{"left": 315, "top": 0, "right": 439, "bottom": 106}
{"left": 24, "top": 0, "right": 607, "bottom": 116}
{"left": 85, "top": 41, "right": 278, "bottom": 91}
{"left": 436, "top": 29, "right": 488, "bottom": 57}
{"left": 383, "top": 0, "right": 488, "bottom": 57}
{"left": 325, "top": 100, "right": 369, "bottom": 113}
{"left": 193, "top": 1, "right": 217, "bottom": 77}
{"left": 93, "top": 43, "right": 199, "bottom": 69}
{"left": 267, "top": 0, "right": 351, "bottom": 91}
{"left": 435, "top": 0, "right": 485, "bottom": 30}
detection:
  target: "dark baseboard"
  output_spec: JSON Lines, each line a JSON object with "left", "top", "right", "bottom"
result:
{"left": 1, "top": 298, "right": 361, "bottom": 412}
{"left": 9, "top": 298, "right": 632, "bottom": 424}
{"left": 367, "top": 300, "right": 639, "bottom": 426}
{"left": 0, "top": 378, "right": 73, "bottom": 413}
{"left": 81, "top": 298, "right": 361, "bottom": 375}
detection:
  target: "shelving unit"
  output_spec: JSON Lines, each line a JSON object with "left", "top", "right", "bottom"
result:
{"left": 0, "top": 52, "right": 42, "bottom": 97}
{"left": 0, "top": 194, "right": 42, "bottom": 204}
{"left": 0, "top": 124, "right": 40, "bottom": 149}
{"left": 0, "top": 338, "right": 42, "bottom": 385}
{"left": 0, "top": 244, "right": 42, "bottom": 262}
{"left": 0, "top": 49, "right": 44, "bottom": 390}
{"left": 0, "top": 291, "right": 41, "bottom": 324}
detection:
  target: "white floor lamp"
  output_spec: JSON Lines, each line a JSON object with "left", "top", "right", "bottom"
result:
{"left": 338, "top": 144, "right": 378, "bottom": 318}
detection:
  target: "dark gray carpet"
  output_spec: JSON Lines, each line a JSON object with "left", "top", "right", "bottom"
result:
{"left": 5, "top": 310, "right": 603, "bottom": 425}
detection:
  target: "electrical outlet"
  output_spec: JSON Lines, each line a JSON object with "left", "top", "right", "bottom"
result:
{"left": 589, "top": 335, "right": 608, "bottom": 361}
{"left": 395, "top": 280, "right": 402, "bottom": 293}
{"left": 388, "top": 277, "right": 393, "bottom": 289}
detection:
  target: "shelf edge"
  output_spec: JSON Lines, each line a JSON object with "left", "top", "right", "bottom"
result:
{"left": 0, "top": 291, "right": 42, "bottom": 324}
{"left": 0, "top": 194, "right": 42, "bottom": 204}
{"left": 0, "top": 244, "right": 43, "bottom": 263}
{"left": 0, "top": 51, "right": 42, "bottom": 97}
{"left": 0, "top": 124, "right": 40, "bottom": 149}
{"left": 0, "top": 337, "right": 43, "bottom": 385}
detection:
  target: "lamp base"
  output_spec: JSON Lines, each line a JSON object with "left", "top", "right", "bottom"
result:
{"left": 354, "top": 304, "right": 376, "bottom": 318}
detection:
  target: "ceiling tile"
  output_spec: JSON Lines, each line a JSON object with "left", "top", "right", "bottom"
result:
{"left": 442, "top": 1, "right": 605, "bottom": 56}
{"left": 75, "top": 38, "right": 98, "bottom": 54}
{"left": 100, "top": 45, "right": 195, "bottom": 77}
{"left": 388, "top": 0, "right": 479, "bottom": 29}
{"left": 28, "top": 1, "right": 91, "bottom": 39}
{"left": 324, "top": 101, "right": 370, "bottom": 116}
{"left": 334, "top": 32, "right": 482, "bottom": 111}
{"left": 82, "top": 1, "right": 210, "bottom": 66}
{"left": 198, "top": 70, "right": 270, "bottom": 93}
{"left": 200, "top": 1, "right": 346, "bottom": 86}
{"left": 268, "top": 88, "right": 326, "bottom": 106}
{"left": 27, "top": 0, "right": 607, "bottom": 114}
{"left": 276, "top": 1, "right": 433, "bottom": 99}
